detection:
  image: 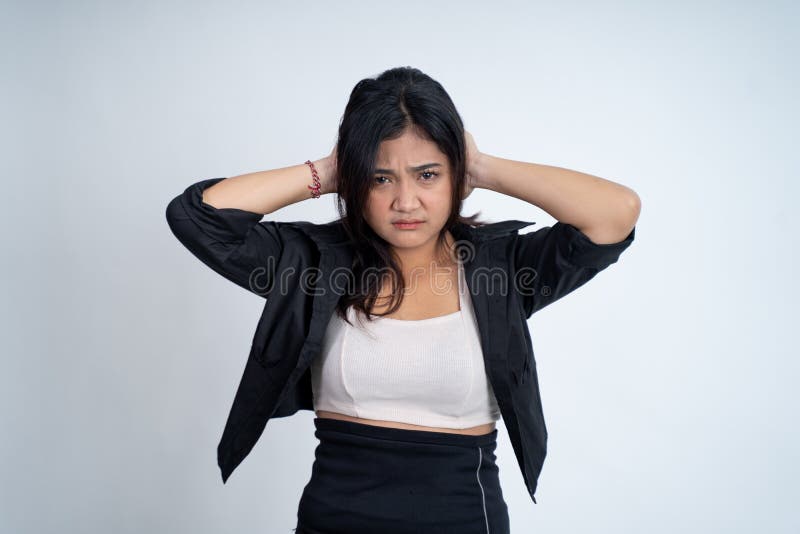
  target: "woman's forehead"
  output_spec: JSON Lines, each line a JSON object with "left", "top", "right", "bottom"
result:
{"left": 376, "top": 132, "right": 446, "bottom": 165}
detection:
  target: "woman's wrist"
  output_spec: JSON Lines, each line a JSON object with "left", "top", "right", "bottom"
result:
{"left": 309, "top": 156, "right": 336, "bottom": 196}
{"left": 469, "top": 152, "right": 495, "bottom": 191}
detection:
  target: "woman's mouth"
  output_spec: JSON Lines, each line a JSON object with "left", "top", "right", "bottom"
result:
{"left": 392, "top": 220, "right": 423, "bottom": 230}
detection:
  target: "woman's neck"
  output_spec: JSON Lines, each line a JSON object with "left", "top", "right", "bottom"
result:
{"left": 393, "top": 230, "right": 458, "bottom": 276}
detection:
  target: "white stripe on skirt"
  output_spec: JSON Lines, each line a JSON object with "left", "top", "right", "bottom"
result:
{"left": 476, "top": 447, "right": 490, "bottom": 534}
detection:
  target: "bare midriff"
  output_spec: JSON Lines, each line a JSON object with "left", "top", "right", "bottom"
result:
{"left": 315, "top": 410, "right": 496, "bottom": 436}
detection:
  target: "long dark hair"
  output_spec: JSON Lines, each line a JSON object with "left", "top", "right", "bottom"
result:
{"left": 330, "top": 66, "right": 487, "bottom": 326}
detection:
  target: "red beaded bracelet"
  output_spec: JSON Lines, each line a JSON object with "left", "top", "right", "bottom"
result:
{"left": 304, "top": 160, "right": 322, "bottom": 199}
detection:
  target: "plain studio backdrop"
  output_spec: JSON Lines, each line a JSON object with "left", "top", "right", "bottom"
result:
{"left": 2, "top": 1, "right": 797, "bottom": 533}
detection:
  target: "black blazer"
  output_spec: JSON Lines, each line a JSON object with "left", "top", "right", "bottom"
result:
{"left": 166, "top": 177, "right": 636, "bottom": 505}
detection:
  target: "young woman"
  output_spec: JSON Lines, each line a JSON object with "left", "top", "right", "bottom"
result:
{"left": 166, "top": 66, "right": 639, "bottom": 533}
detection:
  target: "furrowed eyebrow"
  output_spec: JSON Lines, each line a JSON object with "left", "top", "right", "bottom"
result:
{"left": 374, "top": 163, "right": 442, "bottom": 175}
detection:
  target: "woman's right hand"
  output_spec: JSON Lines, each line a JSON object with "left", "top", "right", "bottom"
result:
{"left": 318, "top": 142, "right": 338, "bottom": 195}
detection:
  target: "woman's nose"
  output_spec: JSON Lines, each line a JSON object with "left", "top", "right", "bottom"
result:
{"left": 393, "top": 180, "right": 421, "bottom": 211}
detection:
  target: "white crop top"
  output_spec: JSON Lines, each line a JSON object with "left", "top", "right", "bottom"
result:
{"left": 310, "top": 260, "right": 501, "bottom": 429}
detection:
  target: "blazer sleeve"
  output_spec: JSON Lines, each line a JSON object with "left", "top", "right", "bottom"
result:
{"left": 514, "top": 222, "right": 636, "bottom": 317}
{"left": 165, "top": 177, "right": 286, "bottom": 298}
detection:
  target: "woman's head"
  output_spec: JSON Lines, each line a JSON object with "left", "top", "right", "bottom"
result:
{"left": 332, "top": 66, "right": 485, "bottom": 323}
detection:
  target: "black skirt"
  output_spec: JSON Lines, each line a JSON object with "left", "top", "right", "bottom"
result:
{"left": 294, "top": 417, "right": 510, "bottom": 534}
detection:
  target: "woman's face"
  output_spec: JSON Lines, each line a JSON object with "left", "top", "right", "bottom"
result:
{"left": 364, "top": 129, "right": 453, "bottom": 262}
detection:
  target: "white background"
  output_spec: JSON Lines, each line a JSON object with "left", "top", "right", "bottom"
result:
{"left": 3, "top": 1, "right": 797, "bottom": 532}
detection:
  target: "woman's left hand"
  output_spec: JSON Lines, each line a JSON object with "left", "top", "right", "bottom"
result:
{"left": 463, "top": 130, "right": 484, "bottom": 200}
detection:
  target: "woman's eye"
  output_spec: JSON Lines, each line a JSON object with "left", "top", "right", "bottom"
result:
{"left": 374, "top": 171, "right": 438, "bottom": 185}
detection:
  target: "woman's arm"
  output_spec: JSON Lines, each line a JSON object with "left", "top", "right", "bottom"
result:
{"left": 469, "top": 146, "right": 640, "bottom": 243}
{"left": 203, "top": 154, "right": 336, "bottom": 215}
{"left": 165, "top": 152, "right": 336, "bottom": 298}
{"left": 463, "top": 132, "right": 639, "bottom": 316}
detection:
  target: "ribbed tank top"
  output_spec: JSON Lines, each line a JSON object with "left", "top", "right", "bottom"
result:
{"left": 310, "top": 260, "right": 501, "bottom": 429}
